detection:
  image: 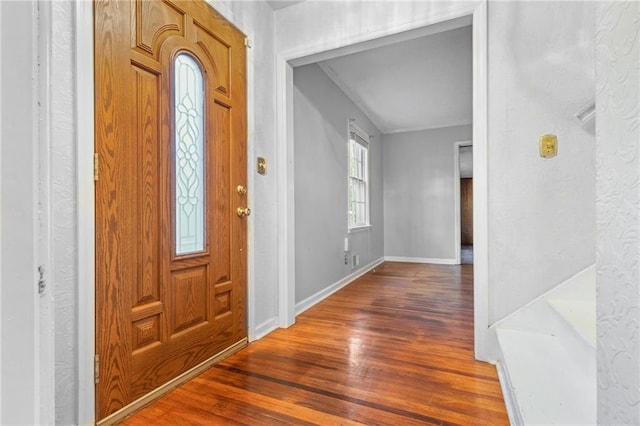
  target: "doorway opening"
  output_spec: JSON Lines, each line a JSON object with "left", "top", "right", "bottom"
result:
{"left": 277, "top": 2, "right": 489, "bottom": 360}
{"left": 454, "top": 141, "right": 473, "bottom": 265}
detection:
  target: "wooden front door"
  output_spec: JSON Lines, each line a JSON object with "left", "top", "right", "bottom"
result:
{"left": 94, "top": 0, "right": 248, "bottom": 421}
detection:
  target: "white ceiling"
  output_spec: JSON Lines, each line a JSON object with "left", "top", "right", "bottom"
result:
{"left": 318, "top": 26, "right": 472, "bottom": 134}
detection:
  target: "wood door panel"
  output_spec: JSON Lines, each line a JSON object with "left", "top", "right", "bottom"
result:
{"left": 214, "top": 281, "right": 233, "bottom": 318}
{"left": 96, "top": 0, "right": 136, "bottom": 417}
{"left": 212, "top": 102, "right": 231, "bottom": 284}
{"left": 132, "top": 64, "right": 161, "bottom": 306}
{"left": 171, "top": 266, "right": 209, "bottom": 335}
{"left": 193, "top": 23, "right": 231, "bottom": 95}
{"left": 96, "top": 0, "right": 247, "bottom": 420}
{"left": 132, "top": 315, "right": 162, "bottom": 352}
{"left": 132, "top": 0, "right": 185, "bottom": 55}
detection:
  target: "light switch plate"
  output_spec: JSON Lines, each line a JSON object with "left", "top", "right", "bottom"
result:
{"left": 540, "top": 134, "right": 558, "bottom": 158}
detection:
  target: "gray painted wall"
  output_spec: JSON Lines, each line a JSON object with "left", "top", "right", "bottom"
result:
{"left": 293, "top": 63, "right": 383, "bottom": 304}
{"left": 459, "top": 145, "right": 473, "bottom": 178}
{"left": 595, "top": 1, "right": 640, "bottom": 422}
{"left": 383, "top": 126, "right": 472, "bottom": 261}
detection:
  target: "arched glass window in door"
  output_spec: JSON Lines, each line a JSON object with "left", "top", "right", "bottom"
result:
{"left": 174, "top": 53, "right": 205, "bottom": 255}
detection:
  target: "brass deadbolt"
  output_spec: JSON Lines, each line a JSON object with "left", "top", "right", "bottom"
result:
{"left": 237, "top": 207, "right": 251, "bottom": 217}
{"left": 237, "top": 185, "right": 247, "bottom": 195}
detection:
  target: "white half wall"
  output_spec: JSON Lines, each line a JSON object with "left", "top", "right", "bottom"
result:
{"left": 293, "top": 63, "right": 384, "bottom": 304}
{"left": 383, "top": 125, "right": 472, "bottom": 262}
{"left": 595, "top": 1, "right": 640, "bottom": 423}
{"left": 487, "top": 1, "right": 596, "bottom": 324}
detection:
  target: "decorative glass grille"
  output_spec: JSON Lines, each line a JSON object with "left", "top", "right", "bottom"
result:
{"left": 174, "top": 53, "right": 205, "bottom": 255}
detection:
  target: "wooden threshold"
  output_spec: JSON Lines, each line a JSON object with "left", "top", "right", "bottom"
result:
{"left": 97, "top": 338, "right": 248, "bottom": 426}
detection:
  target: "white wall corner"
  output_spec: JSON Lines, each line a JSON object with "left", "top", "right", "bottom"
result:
{"left": 277, "top": 56, "right": 296, "bottom": 328}
{"left": 471, "top": 0, "right": 489, "bottom": 363}
{"left": 253, "top": 317, "right": 280, "bottom": 341}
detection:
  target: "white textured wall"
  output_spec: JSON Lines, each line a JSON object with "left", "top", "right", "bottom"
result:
{"left": 217, "top": 0, "right": 279, "bottom": 336}
{"left": 487, "top": 1, "right": 596, "bottom": 323}
{"left": 383, "top": 126, "right": 472, "bottom": 261}
{"left": 276, "top": 1, "right": 480, "bottom": 55}
{"left": 50, "top": 1, "right": 77, "bottom": 424}
{"left": 0, "top": 1, "right": 38, "bottom": 424}
{"left": 595, "top": 1, "right": 640, "bottom": 423}
{"left": 293, "top": 63, "right": 383, "bottom": 304}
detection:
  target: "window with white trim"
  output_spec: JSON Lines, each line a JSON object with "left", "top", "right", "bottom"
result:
{"left": 348, "top": 123, "right": 370, "bottom": 229}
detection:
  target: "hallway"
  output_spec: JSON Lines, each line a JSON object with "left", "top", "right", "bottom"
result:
{"left": 122, "top": 263, "right": 508, "bottom": 425}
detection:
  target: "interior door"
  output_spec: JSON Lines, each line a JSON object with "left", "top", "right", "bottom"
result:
{"left": 94, "top": 0, "right": 247, "bottom": 420}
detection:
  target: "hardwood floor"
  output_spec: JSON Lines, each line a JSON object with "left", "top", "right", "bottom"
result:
{"left": 121, "top": 262, "right": 508, "bottom": 425}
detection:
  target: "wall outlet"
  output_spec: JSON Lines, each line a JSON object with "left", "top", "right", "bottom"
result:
{"left": 344, "top": 254, "right": 349, "bottom": 265}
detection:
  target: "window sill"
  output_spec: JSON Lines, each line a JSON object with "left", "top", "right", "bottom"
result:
{"left": 348, "top": 225, "right": 372, "bottom": 234}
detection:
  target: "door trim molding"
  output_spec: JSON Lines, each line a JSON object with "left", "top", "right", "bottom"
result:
{"left": 275, "top": 1, "right": 490, "bottom": 360}
{"left": 453, "top": 140, "right": 473, "bottom": 265}
{"left": 77, "top": 2, "right": 257, "bottom": 424}
{"left": 76, "top": 1, "right": 96, "bottom": 424}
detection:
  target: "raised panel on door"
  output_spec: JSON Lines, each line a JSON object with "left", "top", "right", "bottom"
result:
{"left": 95, "top": 0, "right": 247, "bottom": 421}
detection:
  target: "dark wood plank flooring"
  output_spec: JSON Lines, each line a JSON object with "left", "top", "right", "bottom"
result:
{"left": 121, "top": 262, "right": 508, "bottom": 425}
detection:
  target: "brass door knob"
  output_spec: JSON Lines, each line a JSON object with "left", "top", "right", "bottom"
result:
{"left": 236, "top": 185, "right": 247, "bottom": 195}
{"left": 237, "top": 207, "right": 251, "bottom": 217}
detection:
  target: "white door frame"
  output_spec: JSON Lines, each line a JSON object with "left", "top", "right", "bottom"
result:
{"left": 76, "top": 2, "right": 257, "bottom": 424}
{"left": 276, "top": 2, "right": 490, "bottom": 361}
{"left": 453, "top": 140, "right": 473, "bottom": 265}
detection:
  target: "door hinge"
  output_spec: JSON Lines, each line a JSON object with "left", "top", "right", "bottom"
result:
{"left": 94, "top": 153, "right": 99, "bottom": 181}
{"left": 244, "top": 38, "right": 252, "bottom": 48}
{"left": 94, "top": 354, "right": 100, "bottom": 384}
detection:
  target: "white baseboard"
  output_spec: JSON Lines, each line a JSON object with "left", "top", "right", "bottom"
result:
{"left": 496, "top": 360, "right": 525, "bottom": 426}
{"left": 253, "top": 316, "right": 279, "bottom": 341}
{"left": 384, "top": 256, "right": 457, "bottom": 265}
{"left": 295, "top": 257, "right": 384, "bottom": 316}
